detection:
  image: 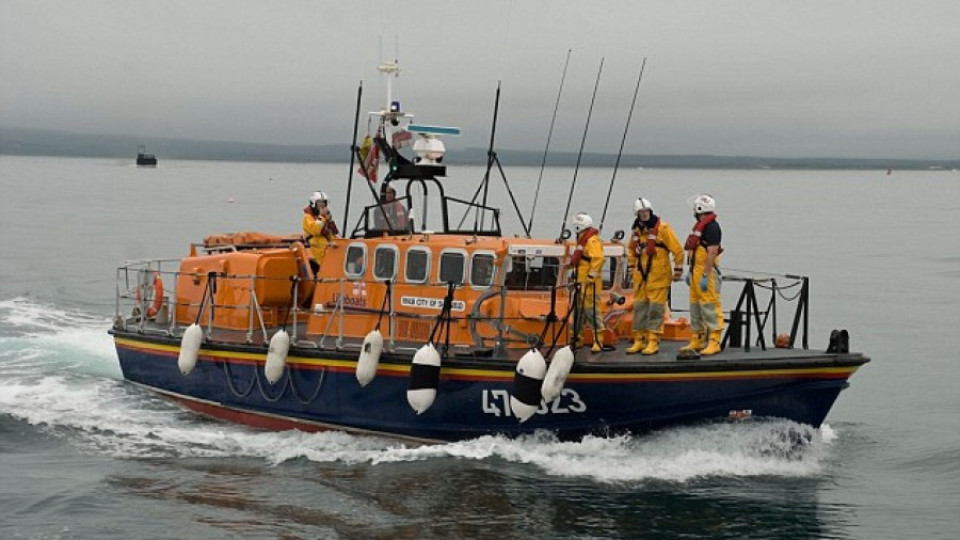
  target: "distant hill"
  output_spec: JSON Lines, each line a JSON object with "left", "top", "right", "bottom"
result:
{"left": 2, "top": 126, "right": 957, "bottom": 170}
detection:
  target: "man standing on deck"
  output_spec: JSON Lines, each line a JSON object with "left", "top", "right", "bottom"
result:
{"left": 681, "top": 194, "right": 724, "bottom": 356}
{"left": 571, "top": 212, "right": 614, "bottom": 353}
{"left": 625, "top": 197, "right": 685, "bottom": 355}
{"left": 303, "top": 191, "right": 338, "bottom": 273}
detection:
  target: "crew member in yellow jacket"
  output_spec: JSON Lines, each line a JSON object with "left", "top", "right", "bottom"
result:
{"left": 681, "top": 194, "right": 724, "bottom": 356}
{"left": 302, "top": 191, "right": 339, "bottom": 272}
{"left": 570, "top": 212, "right": 613, "bottom": 353}
{"left": 625, "top": 197, "right": 685, "bottom": 355}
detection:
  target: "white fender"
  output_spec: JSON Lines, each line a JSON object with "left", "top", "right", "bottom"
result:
{"left": 264, "top": 329, "right": 290, "bottom": 384}
{"left": 177, "top": 323, "right": 203, "bottom": 375}
{"left": 510, "top": 349, "right": 547, "bottom": 423}
{"left": 356, "top": 329, "right": 384, "bottom": 387}
{"left": 407, "top": 343, "right": 441, "bottom": 414}
{"left": 541, "top": 345, "right": 575, "bottom": 402}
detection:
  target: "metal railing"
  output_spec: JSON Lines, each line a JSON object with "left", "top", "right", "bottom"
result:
{"left": 720, "top": 270, "right": 810, "bottom": 351}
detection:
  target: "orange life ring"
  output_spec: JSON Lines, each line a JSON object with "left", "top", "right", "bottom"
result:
{"left": 136, "top": 271, "right": 164, "bottom": 319}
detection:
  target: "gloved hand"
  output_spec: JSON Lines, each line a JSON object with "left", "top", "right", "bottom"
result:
{"left": 699, "top": 274, "right": 709, "bottom": 291}
{"left": 684, "top": 273, "right": 691, "bottom": 286}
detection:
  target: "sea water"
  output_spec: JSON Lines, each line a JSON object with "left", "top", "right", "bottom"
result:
{"left": 1, "top": 155, "right": 959, "bottom": 539}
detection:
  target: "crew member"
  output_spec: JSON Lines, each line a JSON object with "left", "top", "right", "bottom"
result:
{"left": 625, "top": 197, "right": 684, "bottom": 355}
{"left": 302, "top": 191, "right": 338, "bottom": 272}
{"left": 570, "top": 212, "right": 613, "bottom": 353}
{"left": 373, "top": 184, "right": 408, "bottom": 232}
{"left": 681, "top": 194, "right": 724, "bottom": 356}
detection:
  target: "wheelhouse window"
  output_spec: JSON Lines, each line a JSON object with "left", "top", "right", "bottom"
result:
{"left": 344, "top": 244, "right": 367, "bottom": 279}
{"left": 405, "top": 248, "right": 430, "bottom": 284}
{"left": 470, "top": 253, "right": 496, "bottom": 288}
{"left": 439, "top": 251, "right": 466, "bottom": 285}
{"left": 373, "top": 245, "right": 398, "bottom": 281}
{"left": 504, "top": 256, "right": 561, "bottom": 291}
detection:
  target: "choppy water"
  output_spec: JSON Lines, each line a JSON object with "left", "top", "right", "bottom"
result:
{"left": 1, "top": 155, "right": 959, "bottom": 539}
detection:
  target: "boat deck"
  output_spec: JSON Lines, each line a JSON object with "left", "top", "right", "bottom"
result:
{"left": 114, "top": 318, "right": 867, "bottom": 373}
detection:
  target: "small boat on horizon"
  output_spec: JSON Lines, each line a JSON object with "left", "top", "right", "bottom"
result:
{"left": 136, "top": 145, "right": 157, "bottom": 167}
{"left": 109, "top": 62, "right": 868, "bottom": 443}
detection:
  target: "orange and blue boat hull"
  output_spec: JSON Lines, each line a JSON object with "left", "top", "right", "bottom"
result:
{"left": 112, "top": 333, "right": 866, "bottom": 442}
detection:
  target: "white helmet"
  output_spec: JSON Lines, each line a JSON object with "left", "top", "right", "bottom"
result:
{"left": 690, "top": 194, "right": 716, "bottom": 214}
{"left": 573, "top": 212, "right": 593, "bottom": 233}
{"left": 309, "top": 191, "right": 328, "bottom": 208}
{"left": 633, "top": 197, "right": 653, "bottom": 214}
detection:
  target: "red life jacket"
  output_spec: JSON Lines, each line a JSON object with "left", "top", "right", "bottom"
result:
{"left": 304, "top": 206, "right": 338, "bottom": 240}
{"left": 631, "top": 219, "right": 664, "bottom": 282}
{"left": 632, "top": 219, "right": 661, "bottom": 257}
{"left": 685, "top": 213, "right": 716, "bottom": 251}
{"left": 386, "top": 201, "right": 407, "bottom": 229}
{"left": 570, "top": 228, "right": 599, "bottom": 266}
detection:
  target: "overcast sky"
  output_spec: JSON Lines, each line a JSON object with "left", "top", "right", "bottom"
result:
{"left": 2, "top": 0, "right": 958, "bottom": 159}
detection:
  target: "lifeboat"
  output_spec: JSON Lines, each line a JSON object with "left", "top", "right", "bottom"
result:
{"left": 108, "top": 62, "right": 869, "bottom": 443}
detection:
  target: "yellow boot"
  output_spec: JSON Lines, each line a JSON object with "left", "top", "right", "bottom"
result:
{"left": 679, "top": 332, "right": 704, "bottom": 352}
{"left": 701, "top": 330, "right": 723, "bottom": 356}
{"left": 625, "top": 331, "right": 647, "bottom": 354}
{"left": 641, "top": 332, "right": 660, "bottom": 355}
{"left": 591, "top": 331, "right": 614, "bottom": 353}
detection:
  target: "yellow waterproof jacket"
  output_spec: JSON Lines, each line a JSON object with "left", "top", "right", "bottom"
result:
{"left": 302, "top": 213, "right": 333, "bottom": 262}
{"left": 628, "top": 220, "right": 684, "bottom": 289}
{"left": 573, "top": 231, "right": 604, "bottom": 307}
{"left": 575, "top": 232, "right": 605, "bottom": 284}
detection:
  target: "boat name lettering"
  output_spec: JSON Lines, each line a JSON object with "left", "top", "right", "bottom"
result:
{"left": 481, "top": 388, "right": 586, "bottom": 417}
{"left": 400, "top": 296, "right": 465, "bottom": 311}
{"left": 332, "top": 293, "right": 367, "bottom": 308}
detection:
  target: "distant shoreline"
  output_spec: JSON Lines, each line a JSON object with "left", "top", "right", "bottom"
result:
{"left": 2, "top": 126, "right": 958, "bottom": 171}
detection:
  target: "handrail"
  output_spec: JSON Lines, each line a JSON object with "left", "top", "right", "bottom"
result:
{"left": 721, "top": 272, "right": 809, "bottom": 351}
{"left": 114, "top": 257, "right": 813, "bottom": 356}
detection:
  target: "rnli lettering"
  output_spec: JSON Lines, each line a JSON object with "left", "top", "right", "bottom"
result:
{"left": 481, "top": 388, "right": 586, "bottom": 417}
{"left": 400, "top": 296, "right": 465, "bottom": 312}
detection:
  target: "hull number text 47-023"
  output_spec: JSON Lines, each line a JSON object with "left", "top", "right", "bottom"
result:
{"left": 482, "top": 388, "right": 587, "bottom": 417}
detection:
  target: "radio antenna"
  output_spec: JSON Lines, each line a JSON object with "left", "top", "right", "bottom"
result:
{"left": 599, "top": 57, "right": 646, "bottom": 232}
{"left": 558, "top": 57, "right": 604, "bottom": 241}
{"left": 528, "top": 49, "right": 571, "bottom": 236}
{"left": 343, "top": 81, "right": 363, "bottom": 229}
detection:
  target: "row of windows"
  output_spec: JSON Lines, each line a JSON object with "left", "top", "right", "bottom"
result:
{"left": 344, "top": 244, "right": 497, "bottom": 287}
{"left": 342, "top": 244, "right": 628, "bottom": 290}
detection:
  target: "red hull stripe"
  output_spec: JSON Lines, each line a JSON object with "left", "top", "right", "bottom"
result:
{"left": 134, "top": 384, "right": 440, "bottom": 444}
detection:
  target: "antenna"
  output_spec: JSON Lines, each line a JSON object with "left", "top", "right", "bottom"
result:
{"left": 599, "top": 57, "right": 647, "bottom": 232}
{"left": 528, "top": 49, "right": 571, "bottom": 236}
{"left": 558, "top": 57, "right": 604, "bottom": 241}
{"left": 343, "top": 81, "right": 363, "bottom": 230}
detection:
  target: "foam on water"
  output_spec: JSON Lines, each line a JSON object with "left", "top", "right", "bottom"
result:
{"left": 1, "top": 298, "right": 834, "bottom": 484}
{"left": 0, "top": 297, "right": 119, "bottom": 378}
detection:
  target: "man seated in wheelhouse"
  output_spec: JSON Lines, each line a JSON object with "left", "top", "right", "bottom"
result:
{"left": 372, "top": 184, "right": 408, "bottom": 234}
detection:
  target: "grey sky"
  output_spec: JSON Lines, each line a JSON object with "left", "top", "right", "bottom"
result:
{"left": 2, "top": 0, "right": 958, "bottom": 159}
